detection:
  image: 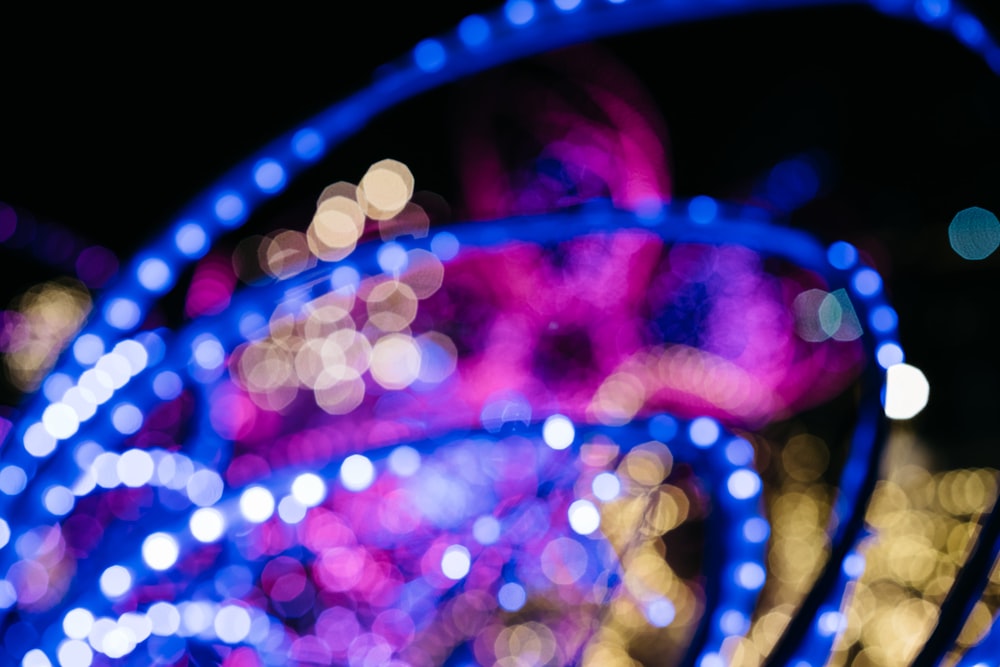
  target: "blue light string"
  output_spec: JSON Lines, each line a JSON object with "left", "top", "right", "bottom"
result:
{"left": 2, "top": 0, "right": 998, "bottom": 665}
{"left": 27, "top": 416, "right": 764, "bottom": 666}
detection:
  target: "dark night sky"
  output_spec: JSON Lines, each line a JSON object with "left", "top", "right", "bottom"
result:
{"left": 2, "top": 3, "right": 1000, "bottom": 467}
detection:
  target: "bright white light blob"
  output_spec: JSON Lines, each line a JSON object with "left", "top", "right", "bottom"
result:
{"left": 646, "top": 598, "right": 676, "bottom": 627}
{"left": 817, "top": 611, "right": 847, "bottom": 637}
{"left": 99, "top": 566, "right": 132, "bottom": 599}
{"left": 117, "top": 449, "right": 154, "bottom": 487}
{"left": 190, "top": 507, "right": 226, "bottom": 542}
{"left": 735, "top": 562, "right": 766, "bottom": 590}
{"left": 142, "top": 532, "right": 179, "bottom": 571}
{"left": 43, "top": 486, "right": 75, "bottom": 516}
{"left": 147, "top": 602, "right": 181, "bottom": 636}
{"left": 175, "top": 222, "right": 208, "bottom": 257}
{"left": 727, "top": 469, "right": 762, "bottom": 499}
{"left": 137, "top": 258, "right": 172, "bottom": 292}
{"left": 57, "top": 639, "right": 92, "bottom": 667}
{"left": 25, "top": 422, "right": 57, "bottom": 457}
{"left": 21, "top": 649, "right": 52, "bottom": 667}
{"left": 186, "top": 469, "right": 225, "bottom": 506}
{"left": 568, "top": 499, "right": 601, "bottom": 535}
{"left": 117, "top": 612, "right": 152, "bottom": 644}
{"left": 498, "top": 582, "right": 526, "bottom": 611}
{"left": 214, "top": 605, "right": 252, "bottom": 643}
{"left": 340, "top": 454, "right": 375, "bottom": 492}
{"left": 240, "top": 486, "right": 275, "bottom": 523}
{"left": 689, "top": 417, "right": 720, "bottom": 447}
{"left": 63, "top": 608, "right": 95, "bottom": 640}
{"left": 441, "top": 545, "right": 472, "bottom": 579}
{"left": 884, "top": 363, "right": 930, "bottom": 420}
{"left": 43, "top": 403, "right": 79, "bottom": 440}
{"left": 291, "top": 472, "right": 326, "bottom": 507}
{"left": 0, "top": 518, "right": 8, "bottom": 549}
{"left": 842, "top": 553, "right": 866, "bottom": 578}
{"left": 720, "top": 609, "right": 750, "bottom": 635}
{"left": 73, "top": 334, "right": 105, "bottom": 365}
{"left": 542, "top": 414, "right": 575, "bottom": 450}
{"left": 591, "top": 472, "right": 621, "bottom": 501}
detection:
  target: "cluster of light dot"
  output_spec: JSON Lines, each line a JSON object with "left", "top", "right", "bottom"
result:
{"left": 0, "top": 0, "right": 996, "bottom": 666}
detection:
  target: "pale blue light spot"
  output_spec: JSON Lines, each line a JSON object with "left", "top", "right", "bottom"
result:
{"left": 292, "top": 128, "right": 325, "bottom": 161}
{"left": 949, "top": 206, "right": 1000, "bottom": 260}
{"left": 851, "top": 268, "right": 882, "bottom": 297}
{"left": 175, "top": 222, "right": 208, "bottom": 257}
{"left": 827, "top": 241, "right": 858, "bottom": 270}
{"left": 414, "top": 39, "right": 446, "bottom": 72}
{"left": 253, "top": 159, "right": 286, "bottom": 193}
{"left": 331, "top": 265, "right": 361, "bottom": 294}
{"left": 42, "top": 373, "right": 73, "bottom": 403}
{"left": 192, "top": 334, "right": 225, "bottom": 370}
{"left": 688, "top": 195, "right": 718, "bottom": 224}
{"left": 214, "top": 193, "right": 245, "bottom": 226}
{"left": 377, "top": 242, "right": 408, "bottom": 274}
{"left": 724, "top": 438, "right": 754, "bottom": 466}
{"left": 727, "top": 469, "right": 761, "bottom": 499}
{"left": 592, "top": 472, "right": 621, "bottom": 501}
{"left": 153, "top": 371, "right": 183, "bottom": 400}
{"left": 458, "top": 15, "right": 490, "bottom": 46}
{"left": 842, "top": 553, "right": 865, "bottom": 577}
{"left": 735, "top": 562, "right": 766, "bottom": 590}
{"left": 876, "top": 341, "right": 904, "bottom": 369}
{"left": 105, "top": 298, "right": 142, "bottom": 330}
{"left": 137, "top": 257, "right": 172, "bottom": 292}
{"left": 916, "top": 0, "right": 950, "bottom": 22}
{"left": 506, "top": 0, "right": 535, "bottom": 25}
{"left": 720, "top": 609, "right": 750, "bottom": 635}
{"left": 473, "top": 515, "right": 501, "bottom": 544}
{"left": 0, "top": 465, "right": 27, "bottom": 495}
{"left": 646, "top": 598, "right": 676, "bottom": 627}
{"left": 689, "top": 416, "right": 719, "bottom": 448}
{"left": 73, "top": 333, "right": 105, "bottom": 365}
{"left": 498, "top": 582, "right": 526, "bottom": 611}
{"left": 111, "top": 403, "right": 144, "bottom": 435}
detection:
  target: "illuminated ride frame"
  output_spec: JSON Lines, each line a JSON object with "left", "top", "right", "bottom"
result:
{"left": 0, "top": 1, "right": 998, "bottom": 666}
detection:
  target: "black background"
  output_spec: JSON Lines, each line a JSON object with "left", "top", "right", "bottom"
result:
{"left": 2, "top": 3, "right": 1000, "bottom": 468}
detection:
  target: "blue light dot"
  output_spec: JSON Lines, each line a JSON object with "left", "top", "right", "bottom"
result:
{"left": 458, "top": 15, "right": 490, "bottom": 46}
{"left": 827, "top": 241, "right": 858, "bottom": 270}
{"left": 73, "top": 333, "right": 105, "bottom": 365}
{"left": 377, "top": 242, "right": 409, "bottom": 274}
{"left": 253, "top": 159, "right": 286, "bottom": 193}
{"left": 735, "top": 562, "right": 766, "bottom": 590}
{"left": 720, "top": 609, "right": 750, "bottom": 635}
{"left": 842, "top": 553, "right": 866, "bottom": 577}
{"left": 331, "top": 265, "right": 361, "bottom": 294}
{"left": 851, "top": 268, "right": 882, "bottom": 297}
{"left": 137, "top": 257, "right": 172, "bottom": 292}
{"left": 104, "top": 298, "right": 142, "bottom": 330}
{"left": 42, "top": 373, "right": 73, "bottom": 403}
{"left": 724, "top": 438, "right": 754, "bottom": 466}
{"left": 948, "top": 206, "right": 1000, "bottom": 260}
{"left": 498, "top": 582, "right": 526, "bottom": 611}
{"left": 727, "top": 469, "right": 761, "bottom": 499}
{"left": 646, "top": 598, "right": 676, "bottom": 627}
{"left": 688, "top": 195, "right": 718, "bottom": 224}
{"left": 592, "top": 472, "right": 621, "bottom": 501}
{"left": 689, "top": 417, "right": 720, "bottom": 448}
{"left": 414, "top": 39, "right": 446, "bottom": 72}
{"left": 192, "top": 334, "right": 225, "bottom": 370}
{"left": 0, "top": 465, "right": 27, "bottom": 495}
{"left": 239, "top": 311, "right": 268, "bottom": 340}
{"left": 817, "top": 610, "right": 846, "bottom": 637}
{"left": 214, "top": 193, "right": 245, "bottom": 226}
{"left": 473, "top": 515, "right": 501, "bottom": 544}
{"left": 153, "top": 371, "right": 183, "bottom": 400}
{"left": 649, "top": 414, "right": 678, "bottom": 442}
{"left": 554, "top": 0, "right": 582, "bottom": 10}
{"left": 175, "top": 222, "right": 208, "bottom": 257}
{"left": 430, "top": 231, "right": 460, "bottom": 260}
{"left": 876, "top": 341, "right": 905, "bottom": 369}
{"left": 505, "top": 0, "right": 536, "bottom": 25}
{"left": 388, "top": 445, "right": 421, "bottom": 477}
{"left": 292, "top": 128, "right": 325, "bottom": 161}
{"left": 953, "top": 14, "right": 985, "bottom": 47}
{"left": 766, "top": 157, "right": 820, "bottom": 211}
{"left": 916, "top": 0, "right": 950, "bottom": 22}
{"left": 869, "top": 305, "right": 898, "bottom": 333}
{"left": 111, "top": 403, "right": 144, "bottom": 435}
